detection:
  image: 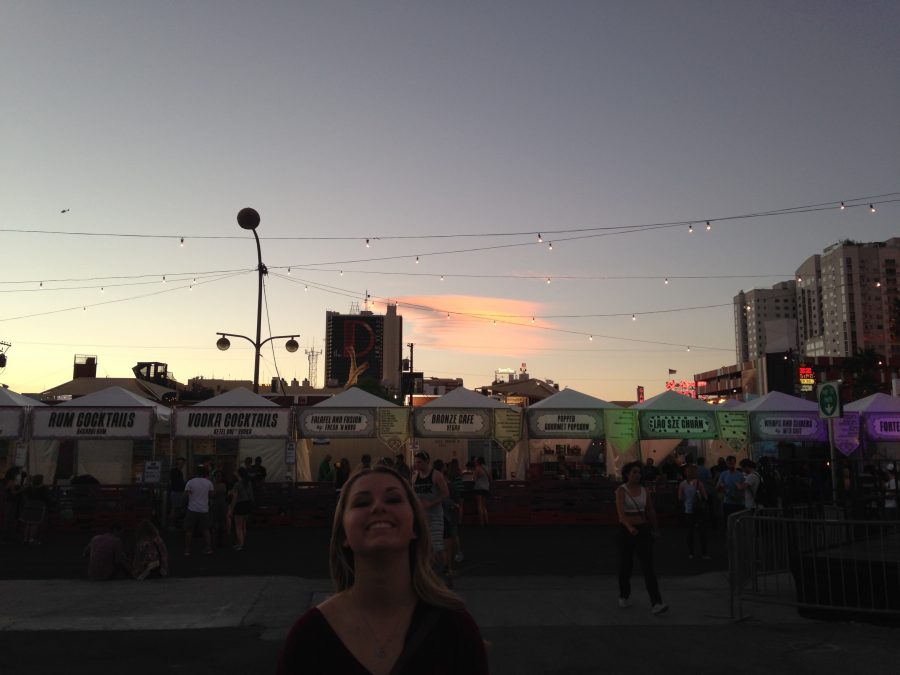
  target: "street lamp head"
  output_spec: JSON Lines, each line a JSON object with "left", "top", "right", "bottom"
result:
{"left": 216, "top": 335, "right": 231, "bottom": 351}
{"left": 285, "top": 337, "right": 299, "bottom": 353}
{"left": 237, "top": 207, "right": 260, "bottom": 231}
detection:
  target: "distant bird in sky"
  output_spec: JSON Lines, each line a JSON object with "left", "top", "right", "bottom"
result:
{"left": 60, "top": 208, "right": 69, "bottom": 213}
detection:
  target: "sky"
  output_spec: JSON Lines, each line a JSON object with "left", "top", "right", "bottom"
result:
{"left": 1, "top": 1, "right": 899, "bottom": 401}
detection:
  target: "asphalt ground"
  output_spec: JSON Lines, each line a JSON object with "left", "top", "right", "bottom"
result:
{"left": 0, "top": 522, "right": 728, "bottom": 580}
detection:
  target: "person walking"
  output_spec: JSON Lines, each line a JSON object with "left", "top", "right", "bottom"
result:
{"left": 716, "top": 455, "right": 745, "bottom": 528}
{"left": 183, "top": 465, "right": 215, "bottom": 556}
{"left": 20, "top": 474, "right": 50, "bottom": 544}
{"left": 677, "top": 465, "right": 709, "bottom": 560}
{"left": 276, "top": 466, "right": 488, "bottom": 675}
{"left": 228, "top": 467, "right": 254, "bottom": 551}
{"left": 168, "top": 457, "right": 186, "bottom": 529}
{"left": 615, "top": 461, "right": 668, "bottom": 615}
{"left": 412, "top": 451, "right": 450, "bottom": 573}
{"left": 738, "top": 459, "right": 761, "bottom": 511}
{"left": 472, "top": 457, "right": 491, "bottom": 526}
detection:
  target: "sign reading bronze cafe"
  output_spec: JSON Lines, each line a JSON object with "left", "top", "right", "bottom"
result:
{"left": 414, "top": 408, "right": 491, "bottom": 438}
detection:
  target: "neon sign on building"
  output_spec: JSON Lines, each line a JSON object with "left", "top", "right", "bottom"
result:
{"left": 665, "top": 379, "right": 707, "bottom": 398}
{"left": 798, "top": 365, "right": 815, "bottom": 393}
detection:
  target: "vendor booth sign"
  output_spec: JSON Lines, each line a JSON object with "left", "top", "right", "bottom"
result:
{"left": 864, "top": 413, "right": 900, "bottom": 441}
{"left": 377, "top": 408, "right": 411, "bottom": 450}
{"left": 32, "top": 407, "right": 155, "bottom": 439}
{"left": 0, "top": 408, "right": 23, "bottom": 439}
{"left": 414, "top": 408, "right": 491, "bottom": 438}
{"left": 751, "top": 413, "right": 825, "bottom": 441}
{"left": 716, "top": 411, "right": 749, "bottom": 451}
{"left": 527, "top": 410, "right": 603, "bottom": 438}
{"left": 833, "top": 412, "right": 860, "bottom": 456}
{"left": 173, "top": 407, "right": 290, "bottom": 439}
{"left": 640, "top": 412, "right": 717, "bottom": 439}
{"left": 493, "top": 408, "right": 523, "bottom": 451}
{"left": 299, "top": 408, "right": 375, "bottom": 437}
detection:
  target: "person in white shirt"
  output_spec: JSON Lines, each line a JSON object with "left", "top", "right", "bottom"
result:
{"left": 183, "top": 465, "right": 215, "bottom": 556}
{"left": 738, "top": 459, "right": 761, "bottom": 510}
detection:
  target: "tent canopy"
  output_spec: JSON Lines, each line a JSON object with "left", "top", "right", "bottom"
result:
{"left": 0, "top": 388, "right": 46, "bottom": 407}
{"left": 422, "top": 386, "right": 514, "bottom": 409}
{"left": 528, "top": 388, "right": 619, "bottom": 409}
{"left": 58, "top": 385, "right": 171, "bottom": 422}
{"left": 193, "top": 387, "right": 278, "bottom": 407}
{"left": 633, "top": 390, "right": 711, "bottom": 411}
{"left": 314, "top": 387, "right": 399, "bottom": 408}
{"left": 734, "top": 391, "right": 819, "bottom": 412}
{"left": 845, "top": 393, "right": 900, "bottom": 413}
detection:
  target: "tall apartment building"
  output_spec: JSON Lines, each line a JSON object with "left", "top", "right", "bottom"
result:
{"left": 797, "top": 238, "right": 900, "bottom": 358}
{"left": 733, "top": 281, "right": 798, "bottom": 363}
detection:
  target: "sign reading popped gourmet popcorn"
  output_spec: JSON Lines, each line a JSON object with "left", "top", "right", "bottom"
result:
{"left": 173, "top": 407, "right": 290, "bottom": 439}
{"left": 527, "top": 410, "right": 603, "bottom": 438}
{"left": 32, "top": 407, "right": 155, "bottom": 439}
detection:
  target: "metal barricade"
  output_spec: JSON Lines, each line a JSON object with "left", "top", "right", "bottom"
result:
{"left": 729, "top": 509, "right": 900, "bottom": 620}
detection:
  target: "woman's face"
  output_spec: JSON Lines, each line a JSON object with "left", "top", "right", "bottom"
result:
{"left": 342, "top": 472, "right": 416, "bottom": 555}
{"left": 627, "top": 466, "right": 642, "bottom": 482}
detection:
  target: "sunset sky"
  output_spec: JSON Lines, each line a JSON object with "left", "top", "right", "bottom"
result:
{"left": 2, "top": 2, "right": 899, "bottom": 400}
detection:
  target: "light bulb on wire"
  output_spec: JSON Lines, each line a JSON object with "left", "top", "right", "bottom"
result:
{"left": 705, "top": 221, "right": 711, "bottom": 231}
{"left": 537, "top": 233, "right": 543, "bottom": 243}
{"left": 870, "top": 204, "right": 877, "bottom": 213}
{"left": 180, "top": 237, "right": 184, "bottom": 247}
{"left": 839, "top": 201, "right": 846, "bottom": 210}
{"left": 415, "top": 256, "right": 419, "bottom": 264}
{"left": 688, "top": 224, "right": 693, "bottom": 233}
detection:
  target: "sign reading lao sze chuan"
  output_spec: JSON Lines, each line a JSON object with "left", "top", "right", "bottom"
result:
{"left": 173, "top": 407, "right": 290, "bottom": 439}
{"left": 752, "top": 413, "right": 825, "bottom": 441}
{"left": 0, "top": 408, "right": 24, "bottom": 439}
{"left": 527, "top": 411, "right": 603, "bottom": 438}
{"left": 640, "top": 412, "right": 717, "bottom": 439}
{"left": 414, "top": 408, "right": 491, "bottom": 437}
{"left": 299, "top": 408, "right": 375, "bottom": 437}
{"left": 32, "top": 407, "right": 154, "bottom": 439}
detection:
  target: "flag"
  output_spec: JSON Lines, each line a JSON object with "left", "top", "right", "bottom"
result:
{"left": 668, "top": 369, "right": 677, "bottom": 375}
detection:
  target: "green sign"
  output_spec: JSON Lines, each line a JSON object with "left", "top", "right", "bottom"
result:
{"left": 603, "top": 409, "right": 640, "bottom": 455}
{"left": 716, "top": 410, "right": 749, "bottom": 451}
{"left": 639, "top": 411, "right": 718, "bottom": 439}
{"left": 817, "top": 382, "right": 841, "bottom": 419}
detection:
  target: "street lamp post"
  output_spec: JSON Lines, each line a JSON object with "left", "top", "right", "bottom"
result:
{"left": 216, "top": 208, "right": 300, "bottom": 394}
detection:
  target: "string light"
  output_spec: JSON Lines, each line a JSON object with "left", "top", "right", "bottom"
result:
{"left": 546, "top": 277, "right": 551, "bottom": 284}
{"left": 632, "top": 314, "right": 636, "bottom": 321}
{"left": 531, "top": 316, "right": 535, "bottom": 324}
{"left": 446, "top": 312, "right": 450, "bottom": 319}
{"left": 548, "top": 241, "right": 553, "bottom": 250}
{"left": 664, "top": 278, "right": 669, "bottom": 285}
{"left": 687, "top": 346, "right": 691, "bottom": 352}
{"left": 304, "top": 285, "right": 308, "bottom": 291}
{"left": 365, "top": 239, "right": 370, "bottom": 248}
{"left": 100, "top": 287, "right": 104, "bottom": 293}
{"left": 840, "top": 201, "right": 846, "bottom": 210}
{"left": 537, "top": 233, "right": 543, "bottom": 243}
{"left": 688, "top": 224, "right": 693, "bottom": 233}
{"left": 440, "top": 275, "right": 444, "bottom": 281}
{"left": 870, "top": 204, "right": 877, "bottom": 213}
{"left": 589, "top": 335, "right": 593, "bottom": 341}
{"left": 162, "top": 275, "right": 166, "bottom": 283}
{"left": 339, "top": 270, "right": 343, "bottom": 276}
{"left": 287, "top": 267, "right": 291, "bottom": 275}
{"left": 876, "top": 281, "right": 882, "bottom": 287}
{"left": 180, "top": 237, "right": 184, "bottom": 247}
{"left": 415, "top": 256, "right": 419, "bottom": 264}
{"left": 705, "top": 221, "right": 711, "bottom": 231}
{"left": 797, "top": 276, "right": 803, "bottom": 283}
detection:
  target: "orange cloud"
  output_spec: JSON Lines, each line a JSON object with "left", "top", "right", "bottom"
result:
{"left": 386, "top": 294, "right": 553, "bottom": 355}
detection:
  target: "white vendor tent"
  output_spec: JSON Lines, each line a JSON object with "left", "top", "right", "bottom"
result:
{"left": 172, "top": 387, "right": 293, "bottom": 483}
{"left": 526, "top": 388, "right": 619, "bottom": 476}
{"left": 845, "top": 393, "right": 900, "bottom": 459}
{"left": 31, "top": 386, "right": 171, "bottom": 484}
{"left": 413, "top": 387, "right": 525, "bottom": 479}
{"left": 297, "top": 387, "right": 410, "bottom": 481}
{"left": 0, "top": 388, "right": 54, "bottom": 478}
{"left": 735, "top": 391, "right": 827, "bottom": 460}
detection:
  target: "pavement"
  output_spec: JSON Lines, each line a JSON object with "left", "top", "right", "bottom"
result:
{"left": 1, "top": 524, "right": 899, "bottom": 674}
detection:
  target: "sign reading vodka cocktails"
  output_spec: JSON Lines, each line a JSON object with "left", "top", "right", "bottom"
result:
{"left": 173, "top": 407, "right": 290, "bottom": 439}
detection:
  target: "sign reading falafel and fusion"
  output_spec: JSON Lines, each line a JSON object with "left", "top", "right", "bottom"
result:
{"left": 299, "top": 408, "right": 376, "bottom": 437}
{"left": 32, "top": 407, "right": 155, "bottom": 439}
{"left": 751, "top": 413, "right": 826, "bottom": 441}
{"left": 173, "top": 407, "right": 290, "bottom": 439}
{"left": 639, "top": 412, "right": 717, "bottom": 439}
{"left": 414, "top": 408, "right": 491, "bottom": 438}
{"left": 526, "top": 410, "right": 604, "bottom": 438}
{"left": 0, "top": 407, "right": 24, "bottom": 439}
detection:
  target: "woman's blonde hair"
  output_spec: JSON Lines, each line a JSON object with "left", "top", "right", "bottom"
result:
{"left": 329, "top": 466, "right": 463, "bottom": 611}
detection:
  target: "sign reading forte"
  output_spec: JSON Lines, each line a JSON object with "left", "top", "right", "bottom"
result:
{"left": 32, "top": 407, "right": 154, "bottom": 439}
{"left": 173, "top": 407, "right": 290, "bottom": 439}
{"left": 299, "top": 409, "right": 376, "bottom": 437}
{"left": 414, "top": 408, "right": 491, "bottom": 438}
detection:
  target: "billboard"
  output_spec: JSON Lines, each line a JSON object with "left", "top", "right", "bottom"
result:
{"left": 325, "top": 314, "right": 385, "bottom": 386}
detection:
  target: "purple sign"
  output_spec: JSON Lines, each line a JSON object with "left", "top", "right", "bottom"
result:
{"left": 865, "top": 413, "right": 900, "bottom": 441}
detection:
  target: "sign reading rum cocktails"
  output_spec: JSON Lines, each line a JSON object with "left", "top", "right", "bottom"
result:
{"left": 33, "top": 407, "right": 155, "bottom": 439}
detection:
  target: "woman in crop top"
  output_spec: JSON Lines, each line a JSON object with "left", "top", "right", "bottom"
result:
{"left": 614, "top": 461, "right": 668, "bottom": 614}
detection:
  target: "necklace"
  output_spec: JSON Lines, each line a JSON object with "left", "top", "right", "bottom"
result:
{"left": 353, "top": 594, "right": 413, "bottom": 659}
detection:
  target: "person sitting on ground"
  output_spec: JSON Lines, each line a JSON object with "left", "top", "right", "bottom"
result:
{"left": 276, "top": 466, "right": 489, "bottom": 675}
{"left": 20, "top": 474, "right": 50, "bottom": 544}
{"left": 84, "top": 522, "right": 130, "bottom": 581}
{"left": 132, "top": 519, "right": 169, "bottom": 580}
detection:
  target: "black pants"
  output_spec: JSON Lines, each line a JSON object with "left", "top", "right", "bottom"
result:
{"left": 616, "top": 524, "right": 662, "bottom": 605}
{"left": 685, "top": 511, "right": 708, "bottom": 556}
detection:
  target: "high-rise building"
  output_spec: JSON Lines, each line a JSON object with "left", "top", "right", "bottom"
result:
{"left": 733, "top": 281, "right": 798, "bottom": 363}
{"left": 324, "top": 304, "right": 403, "bottom": 393}
{"left": 798, "top": 238, "right": 900, "bottom": 358}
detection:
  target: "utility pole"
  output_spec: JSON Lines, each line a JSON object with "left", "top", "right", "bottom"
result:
{"left": 406, "top": 342, "right": 415, "bottom": 406}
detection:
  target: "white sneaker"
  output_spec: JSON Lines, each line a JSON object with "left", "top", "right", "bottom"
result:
{"left": 651, "top": 603, "right": 669, "bottom": 615}
{"left": 618, "top": 597, "right": 629, "bottom": 608}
